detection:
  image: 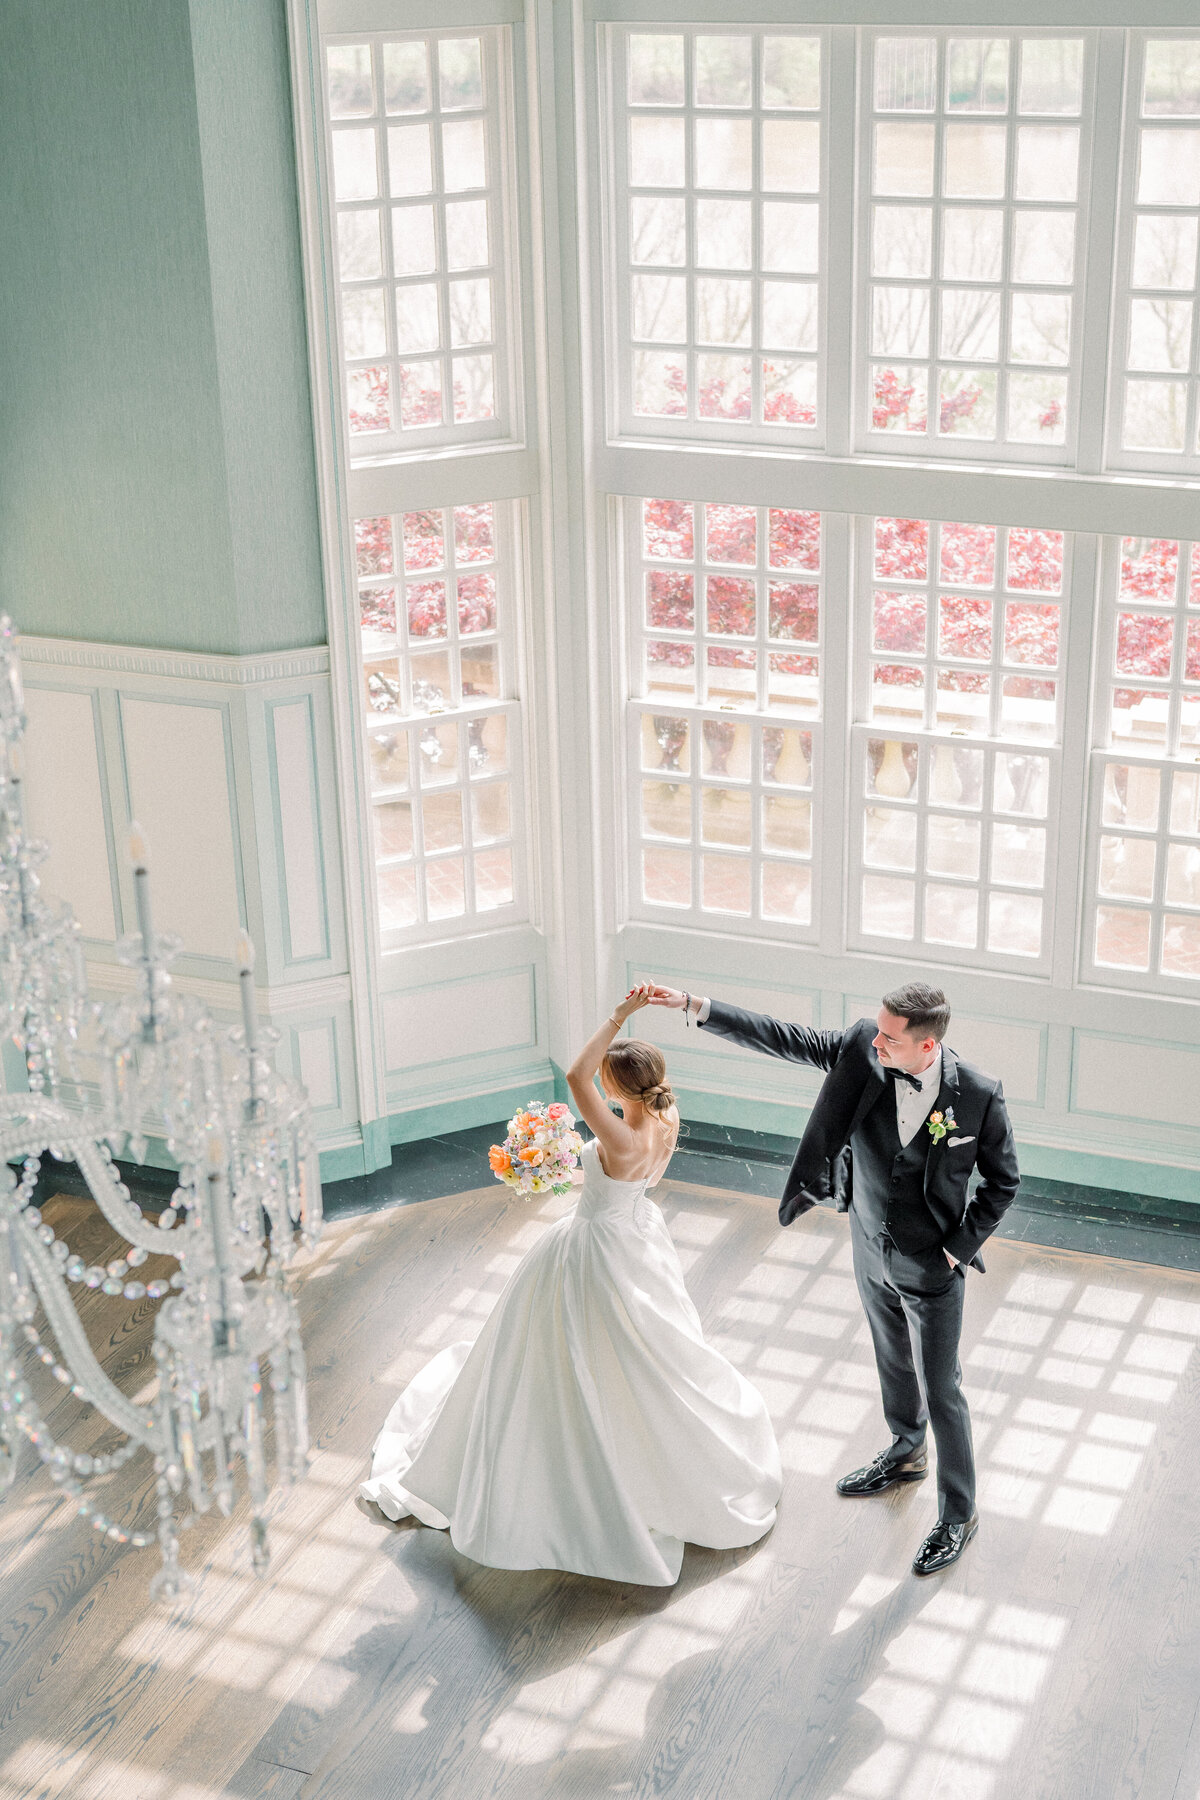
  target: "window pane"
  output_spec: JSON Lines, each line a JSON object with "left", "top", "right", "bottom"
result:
{"left": 762, "top": 861, "right": 812, "bottom": 923}
{"left": 1095, "top": 905, "right": 1151, "bottom": 969}
{"left": 439, "top": 39, "right": 483, "bottom": 111}
{"left": 867, "top": 737, "right": 918, "bottom": 797}
{"left": 1171, "top": 768, "right": 1200, "bottom": 833}
{"left": 862, "top": 874, "right": 916, "bottom": 936}
{"left": 1018, "top": 40, "right": 1083, "bottom": 116}
{"left": 1131, "top": 214, "right": 1198, "bottom": 290}
{"left": 701, "top": 854, "right": 752, "bottom": 914}
{"left": 763, "top": 38, "right": 821, "bottom": 110}
{"left": 475, "top": 847, "right": 514, "bottom": 911}
{"left": 763, "top": 794, "right": 812, "bottom": 856}
{"left": 927, "top": 814, "right": 981, "bottom": 878}
{"left": 629, "top": 34, "right": 684, "bottom": 106}
{"left": 695, "top": 36, "right": 752, "bottom": 108}
{"left": 875, "top": 39, "right": 937, "bottom": 112}
{"left": 701, "top": 788, "right": 751, "bottom": 848}
{"left": 987, "top": 891, "right": 1042, "bottom": 955}
{"left": 378, "top": 865, "right": 419, "bottom": 930}
{"left": 384, "top": 42, "right": 429, "bottom": 114}
{"left": 926, "top": 883, "right": 979, "bottom": 946}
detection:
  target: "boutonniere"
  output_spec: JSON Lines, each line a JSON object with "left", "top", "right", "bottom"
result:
{"left": 928, "top": 1106, "right": 957, "bottom": 1144}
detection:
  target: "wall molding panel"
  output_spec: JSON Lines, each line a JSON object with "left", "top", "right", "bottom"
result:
{"left": 17, "top": 634, "right": 331, "bottom": 685}
{"left": 15, "top": 633, "right": 366, "bottom": 1168}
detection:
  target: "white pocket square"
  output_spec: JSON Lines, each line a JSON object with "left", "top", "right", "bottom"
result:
{"left": 947, "top": 1134, "right": 975, "bottom": 1147}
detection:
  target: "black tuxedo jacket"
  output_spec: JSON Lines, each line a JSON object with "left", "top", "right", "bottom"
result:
{"left": 700, "top": 1004, "right": 1020, "bottom": 1268}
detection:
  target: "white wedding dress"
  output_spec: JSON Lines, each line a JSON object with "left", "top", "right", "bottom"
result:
{"left": 360, "top": 1137, "right": 782, "bottom": 1585}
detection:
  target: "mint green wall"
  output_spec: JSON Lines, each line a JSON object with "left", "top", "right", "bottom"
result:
{"left": 0, "top": 0, "right": 326, "bottom": 656}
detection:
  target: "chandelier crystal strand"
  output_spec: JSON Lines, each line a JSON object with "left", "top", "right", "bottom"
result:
{"left": 0, "top": 616, "right": 323, "bottom": 1598}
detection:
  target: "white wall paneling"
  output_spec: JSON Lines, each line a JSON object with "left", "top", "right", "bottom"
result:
{"left": 267, "top": 696, "right": 333, "bottom": 965}
{"left": 1072, "top": 1029, "right": 1200, "bottom": 1131}
{"left": 21, "top": 684, "right": 118, "bottom": 942}
{"left": 10, "top": 636, "right": 368, "bottom": 1170}
{"left": 379, "top": 922, "right": 550, "bottom": 1122}
{"left": 117, "top": 695, "right": 243, "bottom": 960}
{"left": 384, "top": 967, "right": 535, "bottom": 1073}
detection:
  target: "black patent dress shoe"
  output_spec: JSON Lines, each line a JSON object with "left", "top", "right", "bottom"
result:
{"left": 912, "top": 1512, "right": 979, "bottom": 1575}
{"left": 836, "top": 1448, "right": 928, "bottom": 1497}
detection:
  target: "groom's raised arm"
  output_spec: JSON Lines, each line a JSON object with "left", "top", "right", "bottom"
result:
{"left": 647, "top": 986, "right": 845, "bottom": 1072}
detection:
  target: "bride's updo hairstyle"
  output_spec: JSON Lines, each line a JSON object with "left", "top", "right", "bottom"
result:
{"left": 603, "top": 1038, "right": 676, "bottom": 1122}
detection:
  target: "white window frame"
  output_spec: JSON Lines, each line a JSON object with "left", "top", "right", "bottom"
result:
{"left": 848, "top": 723, "right": 1062, "bottom": 975}
{"left": 602, "top": 24, "right": 830, "bottom": 450}
{"left": 358, "top": 498, "right": 529, "bottom": 947}
{"left": 324, "top": 25, "right": 524, "bottom": 461}
{"left": 846, "top": 514, "right": 1069, "bottom": 974}
{"left": 624, "top": 494, "right": 824, "bottom": 940}
{"left": 855, "top": 27, "right": 1099, "bottom": 467}
{"left": 1105, "top": 30, "right": 1200, "bottom": 476}
{"left": 1083, "top": 531, "right": 1200, "bottom": 992}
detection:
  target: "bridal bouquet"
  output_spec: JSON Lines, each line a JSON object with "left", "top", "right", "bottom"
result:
{"left": 489, "top": 1102, "right": 583, "bottom": 1197}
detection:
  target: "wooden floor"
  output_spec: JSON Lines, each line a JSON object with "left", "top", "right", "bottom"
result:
{"left": 3, "top": 1178, "right": 1200, "bottom": 1800}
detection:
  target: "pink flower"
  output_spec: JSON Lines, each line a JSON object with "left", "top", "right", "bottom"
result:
{"left": 547, "top": 1102, "right": 570, "bottom": 1121}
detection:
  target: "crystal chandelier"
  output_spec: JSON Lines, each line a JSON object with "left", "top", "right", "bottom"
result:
{"left": 0, "top": 618, "right": 323, "bottom": 1599}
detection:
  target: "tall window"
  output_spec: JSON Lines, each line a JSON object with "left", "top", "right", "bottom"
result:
{"left": 1087, "top": 534, "right": 1200, "bottom": 986}
{"left": 611, "top": 29, "right": 826, "bottom": 442}
{"left": 851, "top": 515, "right": 1066, "bottom": 967}
{"left": 628, "top": 499, "right": 821, "bottom": 931}
{"left": 355, "top": 502, "right": 522, "bottom": 940}
{"left": 1110, "top": 35, "right": 1200, "bottom": 470}
{"left": 860, "top": 31, "right": 1091, "bottom": 460}
{"left": 326, "top": 31, "right": 515, "bottom": 453}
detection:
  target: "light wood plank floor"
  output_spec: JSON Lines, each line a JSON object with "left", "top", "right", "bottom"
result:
{"left": 2, "top": 1178, "right": 1200, "bottom": 1800}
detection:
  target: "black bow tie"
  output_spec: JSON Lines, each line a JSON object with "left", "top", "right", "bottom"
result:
{"left": 887, "top": 1068, "right": 924, "bottom": 1091}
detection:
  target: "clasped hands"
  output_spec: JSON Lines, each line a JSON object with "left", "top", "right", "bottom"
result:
{"left": 611, "top": 982, "right": 687, "bottom": 1025}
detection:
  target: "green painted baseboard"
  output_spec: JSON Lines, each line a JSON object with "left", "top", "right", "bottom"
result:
{"left": 387, "top": 1077, "right": 556, "bottom": 1148}
{"left": 309, "top": 1071, "right": 1200, "bottom": 1205}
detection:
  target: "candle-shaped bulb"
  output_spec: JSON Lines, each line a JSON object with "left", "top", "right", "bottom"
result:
{"left": 237, "top": 933, "right": 259, "bottom": 1056}
{"left": 128, "top": 821, "right": 154, "bottom": 951}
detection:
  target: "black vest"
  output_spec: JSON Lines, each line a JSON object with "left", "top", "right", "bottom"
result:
{"left": 850, "top": 1088, "right": 942, "bottom": 1253}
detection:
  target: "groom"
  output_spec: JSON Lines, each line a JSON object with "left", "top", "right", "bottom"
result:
{"left": 647, "top": 981, "right": 1019, "bottom": 1574}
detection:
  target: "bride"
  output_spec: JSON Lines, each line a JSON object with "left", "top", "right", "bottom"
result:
{"left": 360, "top": 985, "right": 782, "bottom": 1585}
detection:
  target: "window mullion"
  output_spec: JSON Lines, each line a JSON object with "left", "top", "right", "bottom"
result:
{"left": 1077, "top": 29, "right": 1126, "bottom": 475}
{"left": 822, "top": 26, "right": 856, "bottom": 459}
{"left": 817, "top": 509, "right": 852, "bottom": 952}
{"left": 1049, "top": 530, "right": 1099, "bottom": 986}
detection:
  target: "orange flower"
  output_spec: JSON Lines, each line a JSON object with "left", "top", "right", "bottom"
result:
{"left": 488, "top": 1145, "right": 512, "bottom": 1174}
{"left": 518, "top": 1146, "right": 544, "bottom": 1164}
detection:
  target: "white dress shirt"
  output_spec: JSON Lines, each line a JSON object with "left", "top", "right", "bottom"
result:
{"left": 894, "top": 1046, "right": 942, "bottom": 1146}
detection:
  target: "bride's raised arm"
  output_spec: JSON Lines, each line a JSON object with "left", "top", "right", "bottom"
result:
{"left": 566, "top": 984, "right": 653, "bottom": 1155}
